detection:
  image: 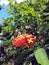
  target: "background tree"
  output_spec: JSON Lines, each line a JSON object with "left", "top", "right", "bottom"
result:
{"left": 0, "top": 0, "right": 49, "bottom": 65}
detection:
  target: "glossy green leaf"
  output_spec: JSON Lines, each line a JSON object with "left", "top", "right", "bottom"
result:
{"left": 34, "top": 48, "right": 49, "bottom": 65}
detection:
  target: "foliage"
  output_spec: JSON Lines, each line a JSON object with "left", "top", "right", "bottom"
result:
{"left": 0, "top": 0, "right": 49, "bottom": 65}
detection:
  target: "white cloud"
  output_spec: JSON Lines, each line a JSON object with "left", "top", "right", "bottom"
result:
{"left": 0, "top": 0, "right": 9, "bottom": 6}
{"left": 16, "top": 0, "right": 25, "bottom": 3}
{"left": 0, "top": 0, "right": 25, "bottom": 6}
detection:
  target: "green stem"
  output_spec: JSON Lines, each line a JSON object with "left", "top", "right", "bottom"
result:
{"left": 34, "top": 48, "right": 49, "bottom": 65}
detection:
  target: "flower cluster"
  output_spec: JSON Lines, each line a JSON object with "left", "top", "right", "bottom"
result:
{"left": 12, "top": 34, "right": 36, "bottom": 47}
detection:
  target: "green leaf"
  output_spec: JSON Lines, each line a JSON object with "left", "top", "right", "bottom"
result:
{"left": 34, "top": 48, "right": 49, "bottom": 65}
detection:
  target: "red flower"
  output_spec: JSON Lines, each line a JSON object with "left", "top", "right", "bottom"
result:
{"left": 23, "top": 34, "right": 36, "bottom": 47}
{"left": 12, "top": 35, "right": 27, "bottom": 47}
{"left": 12, "top": 37, "right": 22, "bottom": 47}
{"left": 12, "top": 34, "right": 36, "bottom": 47}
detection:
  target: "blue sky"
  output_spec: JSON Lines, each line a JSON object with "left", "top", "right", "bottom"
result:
{"left": 0, "top": 5, "right": 11, "bottom": 25}
{"left": 0, "top": 6, "right": 8, "bottom": 25}
{"left": 0, "top": 5, "right": 10, "bottom": 18}
{"left": 0, "top": 0, "right": 25, "bottom": 25}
